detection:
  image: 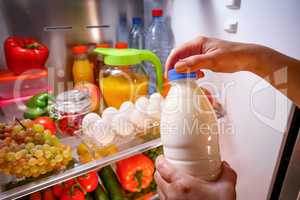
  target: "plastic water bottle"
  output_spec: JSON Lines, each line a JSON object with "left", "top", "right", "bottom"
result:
{"left": 129, "top": 17, "right": 144, "bottom": 49}
{"left": 145, "top": 8, "right": 174, "bottom": 68}
{"left": 116, "top": 14, "right": 129, "bottom": 43}
{"left": 145, "top": 8, "right": 174, "bottom": 94}
{"left": 160, "top": 69, "right": 222, "bottom": 180}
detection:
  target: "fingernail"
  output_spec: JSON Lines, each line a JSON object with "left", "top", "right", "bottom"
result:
{"left": 154, "top": 171, "right": 159, "bottom": 180}
{"left": 223, "top": 161, "right": 231, "bottom": 168}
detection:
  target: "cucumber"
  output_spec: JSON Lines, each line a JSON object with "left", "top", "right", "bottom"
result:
{"left": 92, "top": 184, "right": 110, "bottom": 200}
{"left": 85, "top": 193, "right": 92, "bottom": 200}
{"left": 99, "top": 166, "right": 128, "bottom": 200}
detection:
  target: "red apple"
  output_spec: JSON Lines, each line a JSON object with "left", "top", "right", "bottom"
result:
{"left": 74, "top": 81, "right": 101, "bottom": 112}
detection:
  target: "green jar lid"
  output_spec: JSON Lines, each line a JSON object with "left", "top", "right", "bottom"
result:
{"left": 94, "top": 48, "right": 142, "bottom": 66}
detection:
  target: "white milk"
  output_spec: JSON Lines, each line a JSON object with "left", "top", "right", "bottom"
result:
{"left": 160, "top": 69, "right": 221, "bottom": 180}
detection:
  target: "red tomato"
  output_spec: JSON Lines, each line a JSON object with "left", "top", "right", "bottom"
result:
{"left": 52, "top": 179, "right": 75, "bottom": 198}
{"left": 34, "top": 116, "right": 56, "bottom": 134}
{"left": 64, "top": 179, "right": 76, "bottom": 189}
{"left": 60, "top": 187, "right": 85, "bottom": 200}
{"left": 77, "top": 171, "right": 98, "bottom": 192}
{"left": 43, "top": 188, "right": 56, "bottom": 200}
{"left": 52, "top": 183, "right": 64, "bottom": 197}
{"left": 29, "top": 192, "right": 42, "bottom": 200}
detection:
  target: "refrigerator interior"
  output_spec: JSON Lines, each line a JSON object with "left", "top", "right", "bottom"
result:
{"left": 0, "top": 0, "right": 299, "bottom": 199}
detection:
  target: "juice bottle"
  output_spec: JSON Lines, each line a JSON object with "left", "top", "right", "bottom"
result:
{"left": 160, "top": 69, "right": 221, "bottom": 180}
{"left": 94, "top": 48, "right": 163, "bottom": 109}
{"left": 72, "top": 45, "right": 94, "bottom": 84}
{"left": 100, "top": 65, "right": 149, "bottom": 108}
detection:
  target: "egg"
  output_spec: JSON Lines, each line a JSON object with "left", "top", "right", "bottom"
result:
{"left": 146, "top": 102, "right": 161, "bottom": 121}
{"left": 119, "top": 101, "right": 135, "bottom": 116}
{"left": 129, "top": 108, "right": 153, "bottom": 130}
{"left": 135, "top": 96, "right": 149, "bottom": 114}
{"left": 102, "top": 107, "right": 118, "bottom": 124}
{"left": 111, "top": 114, "right": 135, "bottom": 136}
{"left": 91, "top": 119, "right": 115, "bottom": 146}
{"left": 82, "top": 113, "right": 101, "bottom": 136}
{"left": 149, "top": 92, "right": 163, "bottom": 105}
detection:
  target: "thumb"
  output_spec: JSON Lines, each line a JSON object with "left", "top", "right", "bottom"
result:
{"left": 174, "top": 54, "right": 215, "bottom": 73}
{"left": 155, "top": 155, "right": 181, "bottom": 183}
{"left": 218, "top": 161, "right": 237, "bottom": 186}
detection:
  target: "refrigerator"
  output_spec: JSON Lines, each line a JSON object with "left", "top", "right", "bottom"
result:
{"left": 0, "top": 0, "right": 299, "bottom": 199}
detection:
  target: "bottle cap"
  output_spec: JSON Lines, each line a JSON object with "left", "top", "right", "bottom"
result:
{"left": 152, "top": 8, "right": 163, "bottom": 17}
{"left": 115, "top": 42, "right": 128, "bottom": 49}
{"left": 96, "top": 43, "right": 111, "bottom": 48}
{"left": 168, "top": 69, "right": 196, "bottom": 81}
{"left": 72, "top": 45, "right": 88, "bottom": 54}
{"left": 132, "top": 17, "right": 142, "bottom": 25}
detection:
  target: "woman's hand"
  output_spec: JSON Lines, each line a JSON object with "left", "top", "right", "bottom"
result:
{"left": 155, "top": 156, "right": 237, "bottom": 200}
{"left": 166, "top": 36, "right": 300, "bottom": 106}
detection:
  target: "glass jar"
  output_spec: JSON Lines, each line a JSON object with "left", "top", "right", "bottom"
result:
{"left": 94, "top": 48, "right": 163, "bottom": 108}
{"left": 52, "top": 90, "right": 91, "bottom": 135}
{"left": 100, "top": 64, "right": 149, "bottom": 108}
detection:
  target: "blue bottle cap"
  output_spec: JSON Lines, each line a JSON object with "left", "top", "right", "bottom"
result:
{"left": 132, "top": 17, "right": 142, "bottom": 25}
{"left": 168, "top": 69, "right": 197, "bottom": 81}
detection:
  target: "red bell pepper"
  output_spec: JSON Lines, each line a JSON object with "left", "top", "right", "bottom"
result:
{"left": 4, "top": 36, "right": 49, "bottom": 75}
{"left": 116, "top": 154, "right": 155, "bottom": 192}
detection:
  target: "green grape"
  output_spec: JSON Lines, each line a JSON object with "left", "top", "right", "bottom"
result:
{"left": 24, "top": 170, "right": 32, "bottom": 177}
{"left": 28, "top": 157, "right": 38, "bottom": 166}
{"left": 42, "top": 143, "right": 50, "bottom": 150}
{"left": 15, "top": 150, "right": 26, "bottom": 160}
{"left": 40, "top": 167, "right": 47, "bottom": 175}
{"left": 43, "top": 129, "right": 52, "bottom": 136}
{"left": 44, "top": 150, "right": 52, "bottom": 159}
{"left": 23, "top": 163, "right": 30, "bottom": 169}
{"left": 49, "top": 146, "right": 58, "bottom": 154}
{"left": 12, "top": 125, "right": 23, "bottom": 134}
{"left": 0, "top": 120, "right": 73, "bottom": 178}
{"left": 21, "top": 119, "right": 33, "bottom": 128}
{"left": 26, "top": 142, "right": 35, "bottom": 150}
{"left": 37, "top": 157, "right": 46, "bottom": 166}
{"left": 5, "top": 152, "right": 16, "bottom": 162}
{"left": 0, "top": 149, "right": 5, "bottom": 158}
{"left": 62, "top": 150, "right": 71, "bottom": 159}
{"left": 54, "top": 155, "right": 63, "bottom": 163}
{"left": 24, "top": 136, "right": 34, "bottom": 143}
{"left": 30, "top": 166, "right": 38, "bottom": 174}
{"left": 17, "top": 130, "right": 26, "bottom": 139}
{"left": 33, "top": 124, "right": 44, "bottom": 133}
{"left": 34, "top": 133, "right": 43, "bottom": 142}
{"left": 34, "top": 149, "right": 44, "bottom": 158}
{"left": 50, "top": 159, "right": 57, "bottom": 166}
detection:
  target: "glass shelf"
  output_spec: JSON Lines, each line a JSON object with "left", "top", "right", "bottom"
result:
{"left": 0, "top": 134, "right": 161, "bottom": 200}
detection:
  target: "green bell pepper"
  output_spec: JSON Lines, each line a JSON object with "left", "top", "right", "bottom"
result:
{"left": 23, "top": 107, "right": 48, "bottom": 119}
{"left": 24, "top": 92, "right": 54, "bottom": 119}
{"left": 26, "top": 92, "right": 54, "bottom": 108}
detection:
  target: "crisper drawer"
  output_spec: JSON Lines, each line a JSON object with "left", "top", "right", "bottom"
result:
{"left": 0, "top": 70, "right": 48, "bottom": 100}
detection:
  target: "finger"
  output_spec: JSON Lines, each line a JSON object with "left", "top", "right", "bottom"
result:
{"left": 154, "top": 171, "right": 169, "bottom": 198}
{"left": 155, "top": 155, "right": 181, "bottom": 183}
{"left": 165, "top": 37, "right": 207, "bottom": 78}
{"left": 157, "top": 187, "right": 166, "bottom": 200}
{"left": 174, "top": 54, "right": 216, "bottom": 73}
{"left": 219, "top": 161, "right": 237, "bottom": 186}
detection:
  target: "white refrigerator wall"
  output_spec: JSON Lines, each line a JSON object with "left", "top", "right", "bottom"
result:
{"left": 168, "top": 0, "right": 299, "bottom": 199}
